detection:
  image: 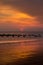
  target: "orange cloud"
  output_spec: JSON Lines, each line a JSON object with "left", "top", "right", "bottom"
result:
{"left": 0, "top": 5, "right": 42, "bottom": 31}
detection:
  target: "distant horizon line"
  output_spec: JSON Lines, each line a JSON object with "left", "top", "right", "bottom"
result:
{"left": 0, "top": 31, "right": 43, "bottom": 33}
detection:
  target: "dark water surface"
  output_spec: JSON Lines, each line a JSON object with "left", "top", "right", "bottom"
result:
{"left": 0, "top": 37, "right": 43, "bottom": 65}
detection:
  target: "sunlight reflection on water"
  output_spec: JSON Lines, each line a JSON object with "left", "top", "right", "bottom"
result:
{"left": 0, "top": 38, "right": 43, "bottom": 64}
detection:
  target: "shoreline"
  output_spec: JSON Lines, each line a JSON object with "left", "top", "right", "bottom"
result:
{"left": 0, "top": 39, "right": 39, "bottom": 44}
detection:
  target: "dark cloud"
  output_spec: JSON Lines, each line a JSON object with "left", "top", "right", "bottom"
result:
{"left": 0, "top": 0, "right": 43, "bottom": 23}
{"left": 0, "top": 0, "right": 43, "bottom": 16}
{"left": 37, "top": 16, "right": 43, "bottom": 24}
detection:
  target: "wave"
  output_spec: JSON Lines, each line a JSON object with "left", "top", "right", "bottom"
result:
{"left": 0, "top": 39, "right": 43, "bottom": 44}
{"left": 0, "top": 39, "right": 39, "bottom": 44}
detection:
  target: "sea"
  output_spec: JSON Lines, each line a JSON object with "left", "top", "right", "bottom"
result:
{"left": 0, "top": 31, "right": 43, "bottom": 65}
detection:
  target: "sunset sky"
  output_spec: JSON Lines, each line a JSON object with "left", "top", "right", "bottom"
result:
{"left": 0, "top": 0, "right": 43, "bottom": 32}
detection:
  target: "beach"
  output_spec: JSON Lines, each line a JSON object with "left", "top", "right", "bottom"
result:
{"left": 0, "top": 35, "right": 43, "bottom": 65}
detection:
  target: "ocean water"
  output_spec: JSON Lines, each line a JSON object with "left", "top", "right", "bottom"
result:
{"left": 0, "top": 32, "right": 43, "bottom": 65}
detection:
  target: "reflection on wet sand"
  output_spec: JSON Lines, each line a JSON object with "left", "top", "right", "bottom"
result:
{"left": 0, "top": 39, "right": 43, "bottom": 65}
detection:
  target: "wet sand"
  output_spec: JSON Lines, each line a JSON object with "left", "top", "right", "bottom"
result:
{"left": 0, "top": 38, "right": 43, "bottom": 65}
{"left": 0, "top": 52, "right": 43, "bottom": 65}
